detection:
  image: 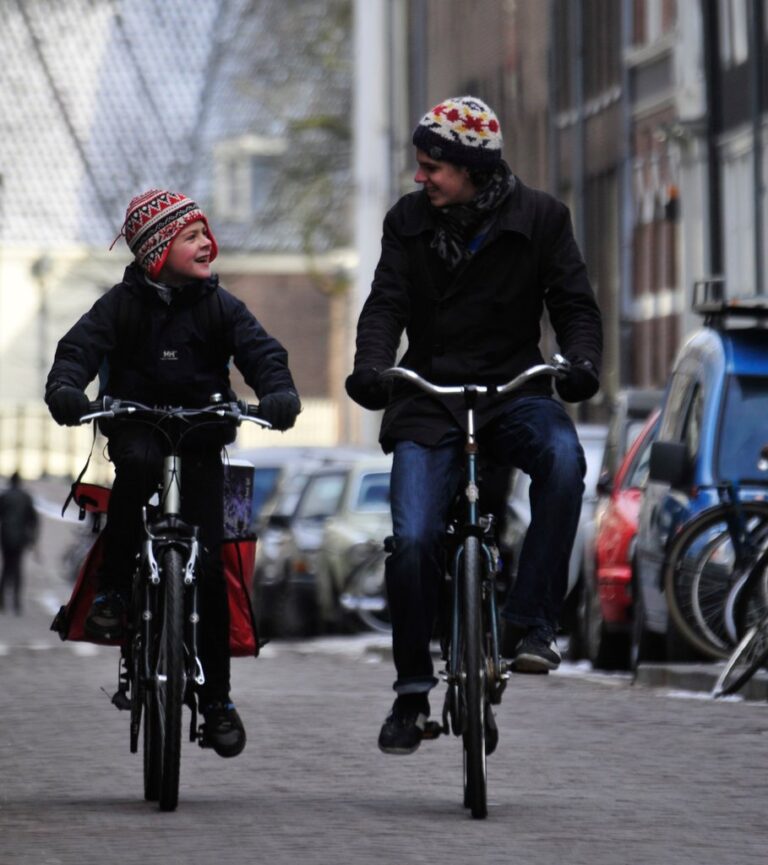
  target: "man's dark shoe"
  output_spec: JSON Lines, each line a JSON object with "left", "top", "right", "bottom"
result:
{"left": 84, "top": 590, "right": 127, "bottom": 641}
{"left": 500, "top": 621, "right": 526, "bottom": 659}
{"left": 511, "top": 629, "right": 561, "bottom": 674}
{"left": 200, "top": 700, "right": 246, "bottom": 758}
{"left": 378, "top": 696, "right": 429, "bottom": 755}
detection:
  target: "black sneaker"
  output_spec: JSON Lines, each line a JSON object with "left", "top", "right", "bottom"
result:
{"left": 200, "top": 700, "right": 246, "bottom": 758}
{"left": 84, "top": 590, "right": 128, "bottom": 641}
{"left": 378, "top": 696, "right": 429, "bottom": 755}
{"left": 511, "top": 629, "right": 561, "bottom": 674}
{"left": 500, "top": 621, "right": 526, "bottom": 659}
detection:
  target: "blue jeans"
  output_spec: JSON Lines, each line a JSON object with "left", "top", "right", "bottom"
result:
{"left": 386, "top": 396, "right": 585, "bottom": 695}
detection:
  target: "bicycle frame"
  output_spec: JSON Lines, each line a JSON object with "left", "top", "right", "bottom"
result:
{"left": 80, "top": 397, "right": 269, "bottom": 811}
{"left": 381, "top": 357, "right": 568, "bottom": 819}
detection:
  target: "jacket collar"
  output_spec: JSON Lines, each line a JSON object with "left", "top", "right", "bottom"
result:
{"left": 399, "top": 175, "right": 534, "bottom": 242}
{"left": 122, "top": 262, "right": 218, "bottom": 306}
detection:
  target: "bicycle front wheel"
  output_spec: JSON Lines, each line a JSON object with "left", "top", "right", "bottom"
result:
{"left": 461, "top": 535, "right": 487, "bottom": 820}
{"left": 146, "top": 548, "right": 185, "bottom": 812}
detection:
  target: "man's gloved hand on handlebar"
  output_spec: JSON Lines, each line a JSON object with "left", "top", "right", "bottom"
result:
{"left": 345, "top": 367, "right": 390, "bottom": 411}
{"left": 47, "top": 385, "right": 90, "bottom": 426}
{"left": 256, "top": 390, "right": 301, "bottom": 431}
{"left": 555, "top": 357, "right": 599, "bottom": 403}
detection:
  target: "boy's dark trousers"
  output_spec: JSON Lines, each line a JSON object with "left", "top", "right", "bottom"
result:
{"left": 101, "top": 423, "right": 231, "bottom": 704}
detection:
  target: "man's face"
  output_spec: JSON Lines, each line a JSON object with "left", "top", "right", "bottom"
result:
{"left": 159, "top": 220, "right": 213, "bottom": 285}
{"left": 414, "top": 149, "right": 477, "bottom": 207}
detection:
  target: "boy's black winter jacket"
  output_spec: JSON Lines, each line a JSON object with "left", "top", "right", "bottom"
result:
{"left": 46, "top": 263, "right": 296, "bottom": 409}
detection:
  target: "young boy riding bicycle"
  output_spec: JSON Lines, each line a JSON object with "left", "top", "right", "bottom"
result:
{"left": 45, "top": 189, "right": 301, "bottom": 758}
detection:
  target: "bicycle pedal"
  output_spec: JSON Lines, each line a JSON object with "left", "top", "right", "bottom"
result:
{"left": 111, "top": 689, "right": 131, "bottom": 711}
{"left": 421, "top": 720, "right": 445, "bottom": 740}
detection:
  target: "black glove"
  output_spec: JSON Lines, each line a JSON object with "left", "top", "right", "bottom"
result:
{"left": 47, "top": 386, "right": 90, "bottom": 426}
{"left": 555, "top": 358, "right": 599, "bottom": 403}
{"left": 345, "top": 367, "right": 390, "bottom": 411}
{"left": 257, "top": 391, "right": 301, "bottom": 431}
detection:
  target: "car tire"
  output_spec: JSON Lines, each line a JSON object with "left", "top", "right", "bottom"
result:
{"left": 584, "top": 574, "right": 630, "bottom": 670}
{"left": 567, "top": 577, "right": 586, "bottom": 662}
{"left": 273, "top": 570, "right": 320, "bottom": 639}
{"left": 629, "top": 564, "right": 665, "bottom": 675}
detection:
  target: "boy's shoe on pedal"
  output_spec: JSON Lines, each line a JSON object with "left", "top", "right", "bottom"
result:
{"left": 84, "top": 589, "right": 127, "bottom": 641}
{"left": 200, "top": 699, "right": 246, "bottom": 758}
{"left": 511, "top": 628, "right": 561, "bottom": 674}
{"left": 378, "top": 695, "right": 429, "bottom": 755}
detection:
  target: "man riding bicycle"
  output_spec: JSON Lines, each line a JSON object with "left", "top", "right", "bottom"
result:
{"left": 345, "top": 96, "right": 602, "bottom": 755}
{"left": 45, "top": 189, "right": 301, "bottom": 758}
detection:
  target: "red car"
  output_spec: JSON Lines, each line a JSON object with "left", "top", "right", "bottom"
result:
{"left": 576, "top": 407, "right": 661, "bottom": 669}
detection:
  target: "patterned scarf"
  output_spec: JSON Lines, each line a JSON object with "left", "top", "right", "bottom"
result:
{"left": 430, "top": 161, "right": 514, "bottom": 270}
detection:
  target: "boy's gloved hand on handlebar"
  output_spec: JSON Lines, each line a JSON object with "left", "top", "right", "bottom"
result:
{"left": 257, "top": 390, "right": 301, "bottom": 431}
{"left": 555, "top": 357, "right": 599, "bottom": 403}
{"left": 48, "top": 385, "right": 90, "bottom": 426}
{"left": 345, "top": 367, "right": 390, "bottom": 411}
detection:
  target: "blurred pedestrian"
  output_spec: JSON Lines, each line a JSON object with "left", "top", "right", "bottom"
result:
{"left": 0, "top": 471, "right": 39, "bottom": 615}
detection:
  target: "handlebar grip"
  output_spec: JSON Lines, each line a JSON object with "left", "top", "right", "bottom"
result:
{"left": 87, "top": 396, "right": 114, "bottom": 413}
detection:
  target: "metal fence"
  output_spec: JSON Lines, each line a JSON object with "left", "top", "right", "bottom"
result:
{"left": 0, "top": 398, "right": 340, "bottom": 484}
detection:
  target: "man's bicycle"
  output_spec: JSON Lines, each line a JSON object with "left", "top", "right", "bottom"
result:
{"left": 381, "top": 356, "right": 567, "bottom": 820}
{"left": 79, "top": 396, "right": 269, "bottom": 812}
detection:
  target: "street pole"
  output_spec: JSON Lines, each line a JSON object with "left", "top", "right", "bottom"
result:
{"left": 352, "top": 0, "right": 391, "bottom": 447}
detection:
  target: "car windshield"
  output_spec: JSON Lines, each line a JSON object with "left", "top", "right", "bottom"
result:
{"left": 353, "top": 471, "right": 391, "bottom": 512}
{"left": 295, "top": 472, "right": 346, "bottom": 520}
{"left": 251, "top": 466, "right": 281, "bottom": 515}
{"left": 716, "top": 374, "right": 768, "bottom": 483}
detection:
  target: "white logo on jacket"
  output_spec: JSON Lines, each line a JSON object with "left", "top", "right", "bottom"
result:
{"left": 162, "top": 350, "right": 178, "bottom": 360}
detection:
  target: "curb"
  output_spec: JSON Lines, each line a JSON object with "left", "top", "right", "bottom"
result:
{"left": 634, "top": 662, "right": 768, "bottom": 701}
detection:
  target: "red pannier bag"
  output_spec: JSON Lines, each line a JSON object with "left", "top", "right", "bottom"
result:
{"left": 51, "top": 482, "right": 260, "bottom": 657}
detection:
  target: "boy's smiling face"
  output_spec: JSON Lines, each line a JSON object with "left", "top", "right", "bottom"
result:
{"left": 158, "top": 220, "right": 214, "bottom": 285}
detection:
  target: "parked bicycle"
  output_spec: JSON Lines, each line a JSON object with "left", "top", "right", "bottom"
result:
{"left": 380, "top": 356, "right": 567, "bottom": 820}
{"left": 79, "top": 396, "right": 269, "bottom": 811}
{"left": 661, "top": 481, "right": 768, "bottom": 660}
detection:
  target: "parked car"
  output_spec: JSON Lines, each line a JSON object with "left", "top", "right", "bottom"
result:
{"left": 314, "top": 456, "right": 393, "bottom": 632}
{"left": 248, "top": 446, "right": 378, "bottom": 637}
{"left": 574, "top": 407, "right": 661, "bottom": 669}
{"left": 500, "top": 423, "right": 609, "bottom": 633}
{"left": 231, "top": 445, "right": 375, "bottom": 533}
{"left": 634, "top": 290, "right": 768, "bottom": 662}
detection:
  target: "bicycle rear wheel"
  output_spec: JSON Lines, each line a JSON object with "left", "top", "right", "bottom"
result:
{"left": 145, "top": 549, "right": 185, "bottom": 811}
{"left": 461, "top": 535, "right": 487, "bottom": 819}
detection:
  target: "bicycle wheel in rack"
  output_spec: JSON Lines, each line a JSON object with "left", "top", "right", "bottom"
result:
{"left": 663, "top": 503, "right": 768, "bottom": 659}
{"left": 146, "top": 548, "right": 185, "bottom": 812}
{"left": 461, "top": 535, "right": 487, "bottom": 820}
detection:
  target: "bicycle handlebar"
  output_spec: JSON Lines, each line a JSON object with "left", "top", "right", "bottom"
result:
{"left": 380, "top": 354, "right": 570, "bottom": 397}
{"left": 78, "top": 396, "right": 272, "bottom": 429}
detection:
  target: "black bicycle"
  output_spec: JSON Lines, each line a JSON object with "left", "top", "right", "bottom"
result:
{"left": 80, "top": 396, "right": 269, "bottom": 811}
{"left": 381, "top": 356, "right": 567, "bottom": 819}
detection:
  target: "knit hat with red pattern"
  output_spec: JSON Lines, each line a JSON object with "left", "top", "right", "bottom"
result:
{"left": 412, "top": 95, "right": 502, "bottom": 169}
{"left": 117, "top": 189, "right": 218, "bottom": 280}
